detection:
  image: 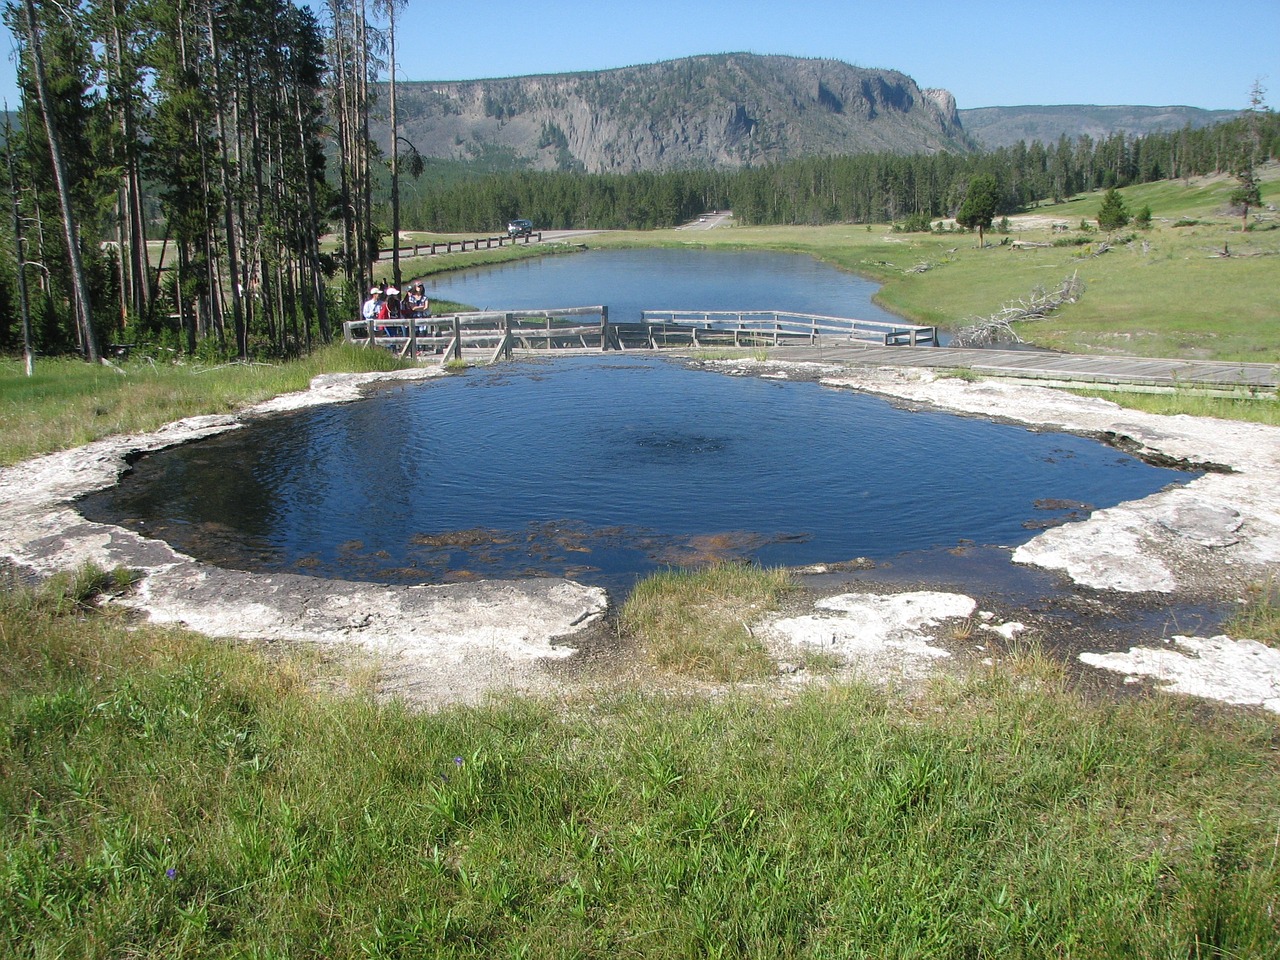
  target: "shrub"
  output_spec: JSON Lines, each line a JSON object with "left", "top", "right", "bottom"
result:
{"left": 893, "top": 211, "right": 934, "bottom": 233}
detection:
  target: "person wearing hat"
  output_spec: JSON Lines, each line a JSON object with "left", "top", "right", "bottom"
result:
{"left": 361, "top": 286, "right": 380, "bottom": 321}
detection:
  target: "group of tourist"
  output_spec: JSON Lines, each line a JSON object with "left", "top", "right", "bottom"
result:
{"left": 361, "top": 281, "right": 430, "bottom": 322}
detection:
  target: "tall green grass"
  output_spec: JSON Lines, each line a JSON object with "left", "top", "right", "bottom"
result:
{"left": 3, "top": 571, "right": 1278, "bottom": 958}
{"left": 1071, "top": 387, "right": 1280, "bottom": 425}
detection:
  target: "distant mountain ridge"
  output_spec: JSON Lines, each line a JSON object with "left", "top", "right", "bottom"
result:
{"left": 958, "top": 104, "right": 1239, "bottom": 149}
{"left": 382, "top": 54, "right": 970, "bottom": 173}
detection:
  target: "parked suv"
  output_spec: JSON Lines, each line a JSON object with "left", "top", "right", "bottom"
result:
{"left": 506, "top": 218, "right": 534, "bottom": 237}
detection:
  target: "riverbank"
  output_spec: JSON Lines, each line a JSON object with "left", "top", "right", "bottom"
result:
{"left": 582, "top": 167, "right": 1280, "bottom": 364}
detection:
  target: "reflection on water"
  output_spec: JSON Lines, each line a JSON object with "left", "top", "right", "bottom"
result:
{"left": 79, "top": 356, "right": 1195, "bottom": 597}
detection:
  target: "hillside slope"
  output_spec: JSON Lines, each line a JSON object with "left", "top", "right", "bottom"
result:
{"left": 959, "top": 104, "right": 1238, "bottom": 149}
{"left": 382, "top": 53, "right": 969, "bottom": 173}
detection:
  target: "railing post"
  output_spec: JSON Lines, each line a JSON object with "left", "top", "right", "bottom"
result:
{"left": 450, "top": 316, "right": 462, "bottom": 361}
{"left": 504, "top": 313, "right": 513, "bottom": 360}
{"left": 600, "top": 305, "right": 610, "bottom": 352}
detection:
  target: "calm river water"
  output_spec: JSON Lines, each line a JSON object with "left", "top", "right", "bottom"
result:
{"left": 419, "top": 247, "right": 907, "bottom": 324}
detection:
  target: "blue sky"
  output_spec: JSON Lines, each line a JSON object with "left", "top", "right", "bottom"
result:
{"left": 1, "top": 0, "right": 1276, "bottom": 112}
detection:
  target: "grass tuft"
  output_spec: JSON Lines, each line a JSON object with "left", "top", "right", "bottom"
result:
{"left": 1225, "top": 578, "right": 1280, "bottom": 647}
{"left": 620, "top": 563, "right": 794, "bottom": 681}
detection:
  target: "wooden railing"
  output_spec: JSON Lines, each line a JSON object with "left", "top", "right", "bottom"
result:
{"left": 373, "top": 232, "right": 542, "bottom": 261}
{"left": 343, "top": 306, "right": 937, "bottom": 359}
{"left": 344, "top": 306, "right": 609, "bottom": 362}
{"left": 639, "top": 310, "right": 937, "bottom": 347}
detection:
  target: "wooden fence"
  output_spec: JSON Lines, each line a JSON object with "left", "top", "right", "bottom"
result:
{"left": 344, "top": 306, "right": 609, "bottom": 362}
{"left": 342, "top": 306, "right": 937, "bottom": 360}
{"left": 373, "top": 233, "right": 542, "bottom": 261}
{"left": 639, "top": 310, "right": 937, "bottom": 347}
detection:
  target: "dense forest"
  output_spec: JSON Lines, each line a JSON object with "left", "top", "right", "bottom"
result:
{"left": 403, "top": 115, "right": 1280, "bottom": 233}
{"left": 0, "top": 0, "right": 1275, "bottom": 362}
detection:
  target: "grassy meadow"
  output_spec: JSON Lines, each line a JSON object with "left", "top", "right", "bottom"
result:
{"left": 3, "top": 569, "right": 1280, "bottom": 958}
{"left": 4, "top": 173, "right": 1280, "bottom": 956}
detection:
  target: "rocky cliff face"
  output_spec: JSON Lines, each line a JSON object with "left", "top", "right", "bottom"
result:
{"left": 385, "top": 54, "right": 970, "bottom": 173}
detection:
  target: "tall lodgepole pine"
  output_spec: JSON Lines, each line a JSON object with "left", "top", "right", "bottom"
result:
{"left": 384, "top": 0, "right": 403, "bottom": 293}
{"left": 19, "top": 0, "right": 100, "bottom": 362}
{"left": 206, "top": 0, "right": 247, "bottom": 358}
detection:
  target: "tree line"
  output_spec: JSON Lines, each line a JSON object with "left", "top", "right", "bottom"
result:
{"left": 0, "top": 0, "right": 1274, "bottom": 363}
{"left": 399, "top": 112, "right": 1278, "bottom": 233}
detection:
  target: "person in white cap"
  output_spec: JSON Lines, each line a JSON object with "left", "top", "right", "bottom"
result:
{"left": 361, "top": 286, "right": 380, "bottom": 321}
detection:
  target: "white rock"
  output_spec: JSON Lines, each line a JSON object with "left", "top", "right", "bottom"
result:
{"left": 1080, "top": 635, "right": 1280, "bottom": 713}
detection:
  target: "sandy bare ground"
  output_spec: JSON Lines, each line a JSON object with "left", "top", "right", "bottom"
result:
{"left": 2, "top": 359, "right": 1278, "bottom": 713}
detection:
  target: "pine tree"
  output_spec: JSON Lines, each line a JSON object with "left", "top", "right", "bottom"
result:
{"left": 955, "top": 174, "right": 1000, "bottom": 247}
{"left": 1096, "top": 187, "right": 1130, "bottom": 231}
{"left": 1229, "top": 80, "right": 1268, "bottom": 231}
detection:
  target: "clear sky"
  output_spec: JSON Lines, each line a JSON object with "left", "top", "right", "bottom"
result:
{"left": 1, "top": 0, "right": 1276, "bottom": 112}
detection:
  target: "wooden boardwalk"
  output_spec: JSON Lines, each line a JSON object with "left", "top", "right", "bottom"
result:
{"left": 750, "top": 343, "right": 1280, "bottom": 397}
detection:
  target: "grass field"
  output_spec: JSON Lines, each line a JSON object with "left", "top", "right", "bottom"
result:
{"left": 2, "top": 570, "right": 1279, "bottom": 958}
{"left": 0, "top": 344, "right": 409, "bottom": 467}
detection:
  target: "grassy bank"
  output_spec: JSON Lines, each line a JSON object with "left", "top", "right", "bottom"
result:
{"left": 371, "top": 238, "right": 583, "bottom": 287}
{"left": 620, "top": 564, "right": 796, "bottom": 681}
{"left": 0, "top": 343, "right": 411, "bottom": 468}
{"left": 3, "top": 571, "right": 1278, "bottom": 958}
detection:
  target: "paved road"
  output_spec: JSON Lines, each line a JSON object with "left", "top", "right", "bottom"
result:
{"left": 676, "top": 211, "right": 732, "bottom": 231}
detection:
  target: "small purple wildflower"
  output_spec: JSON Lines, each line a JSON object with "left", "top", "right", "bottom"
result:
{"left": 165, "top": 868, "right": 177, "bottom": 880}
{"left": 453, "top": 756, "right": 464, "bottom": 766}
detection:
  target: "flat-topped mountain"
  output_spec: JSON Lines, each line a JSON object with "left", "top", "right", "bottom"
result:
{"left": 382, "top": 53, "right": 970, "bottom": 173}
